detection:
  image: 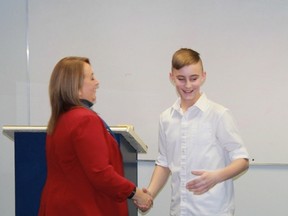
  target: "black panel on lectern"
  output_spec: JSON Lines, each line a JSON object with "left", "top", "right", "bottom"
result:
{"left": 15, "top": 132, "right": 47, "bottom": 216}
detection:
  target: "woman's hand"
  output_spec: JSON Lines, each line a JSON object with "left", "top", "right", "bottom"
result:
{"left": 132, "top": 187, "right": 153, "bottom": 212}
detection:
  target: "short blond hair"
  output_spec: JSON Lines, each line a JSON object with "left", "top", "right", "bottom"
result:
{"left": 172, "top": 48, "right": 203, "bottom": 71}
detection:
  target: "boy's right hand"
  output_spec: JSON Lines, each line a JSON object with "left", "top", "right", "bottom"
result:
{"left": 133, "top": 187, "right": 153, "bottom": 212}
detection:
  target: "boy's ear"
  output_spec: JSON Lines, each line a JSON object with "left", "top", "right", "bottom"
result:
{"left": 201, "top": 71, "right": 207, "bottom": 84}
{"left": 169, "top": 72, "right": 175, "bottom": 85}
{"left": 202, "top": 71, "right": 207, "bottom": 79}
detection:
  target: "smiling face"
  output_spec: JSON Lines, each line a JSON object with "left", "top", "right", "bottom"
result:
{"left": 170, "top": 61, "right": 206, "bottom": 111}
{"left": 79, "top": 62, "right": 99, "bottom": 103}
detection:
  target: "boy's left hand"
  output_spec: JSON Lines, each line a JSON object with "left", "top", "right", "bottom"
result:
{"left": 186, "top": 170, "right": 220, "bottom": 195}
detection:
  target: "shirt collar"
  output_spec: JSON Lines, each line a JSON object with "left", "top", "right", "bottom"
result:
{"left": 172, "top": 93, "right": 209, "bottom": 113}
{"left": 194, "top": 93, "right": 209, "bottom": 112}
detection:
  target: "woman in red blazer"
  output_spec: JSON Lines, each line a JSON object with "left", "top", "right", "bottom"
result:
{"left": 38, "top": 57, "right": 152, "bottom": 216}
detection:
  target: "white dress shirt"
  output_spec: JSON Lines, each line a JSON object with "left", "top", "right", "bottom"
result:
{"left": 156, "top": 93, "right": 249, "bottom": 216}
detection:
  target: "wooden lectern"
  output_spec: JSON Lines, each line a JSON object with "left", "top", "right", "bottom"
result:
{"left": 2, "top": 125, "right": 147, "bottom": 216}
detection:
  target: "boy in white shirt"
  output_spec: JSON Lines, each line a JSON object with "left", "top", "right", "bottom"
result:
{"left": 142, "top": 48, "right": 249, "bottom": 216}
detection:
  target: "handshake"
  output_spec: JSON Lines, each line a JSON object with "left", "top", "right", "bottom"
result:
{"left": 132, "top": 187, "right": 154, "bottom": 212}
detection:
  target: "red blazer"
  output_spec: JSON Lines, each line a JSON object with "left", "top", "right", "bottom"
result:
{"left": 38, "top": 107, "right": 135, "bottom": 216}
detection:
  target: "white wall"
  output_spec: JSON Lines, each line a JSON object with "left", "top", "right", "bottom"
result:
{"left": 0, "top": 0, "right": 28, "bottom": 215}
{"left": 28, "top": 0, "right": 288, "bottom": 163}
{"left": 1, "top": 1, "right": 288, "bottom": 216}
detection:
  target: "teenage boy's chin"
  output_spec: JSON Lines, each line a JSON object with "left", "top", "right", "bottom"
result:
{"left": 180, "top": 92, "right": 196, "bottom": 100}
{"left": 181, "top": 97, "right": 196, "bottom": 103}
{"left": 179, "top": 93, "right": 200, "bottom": 103}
